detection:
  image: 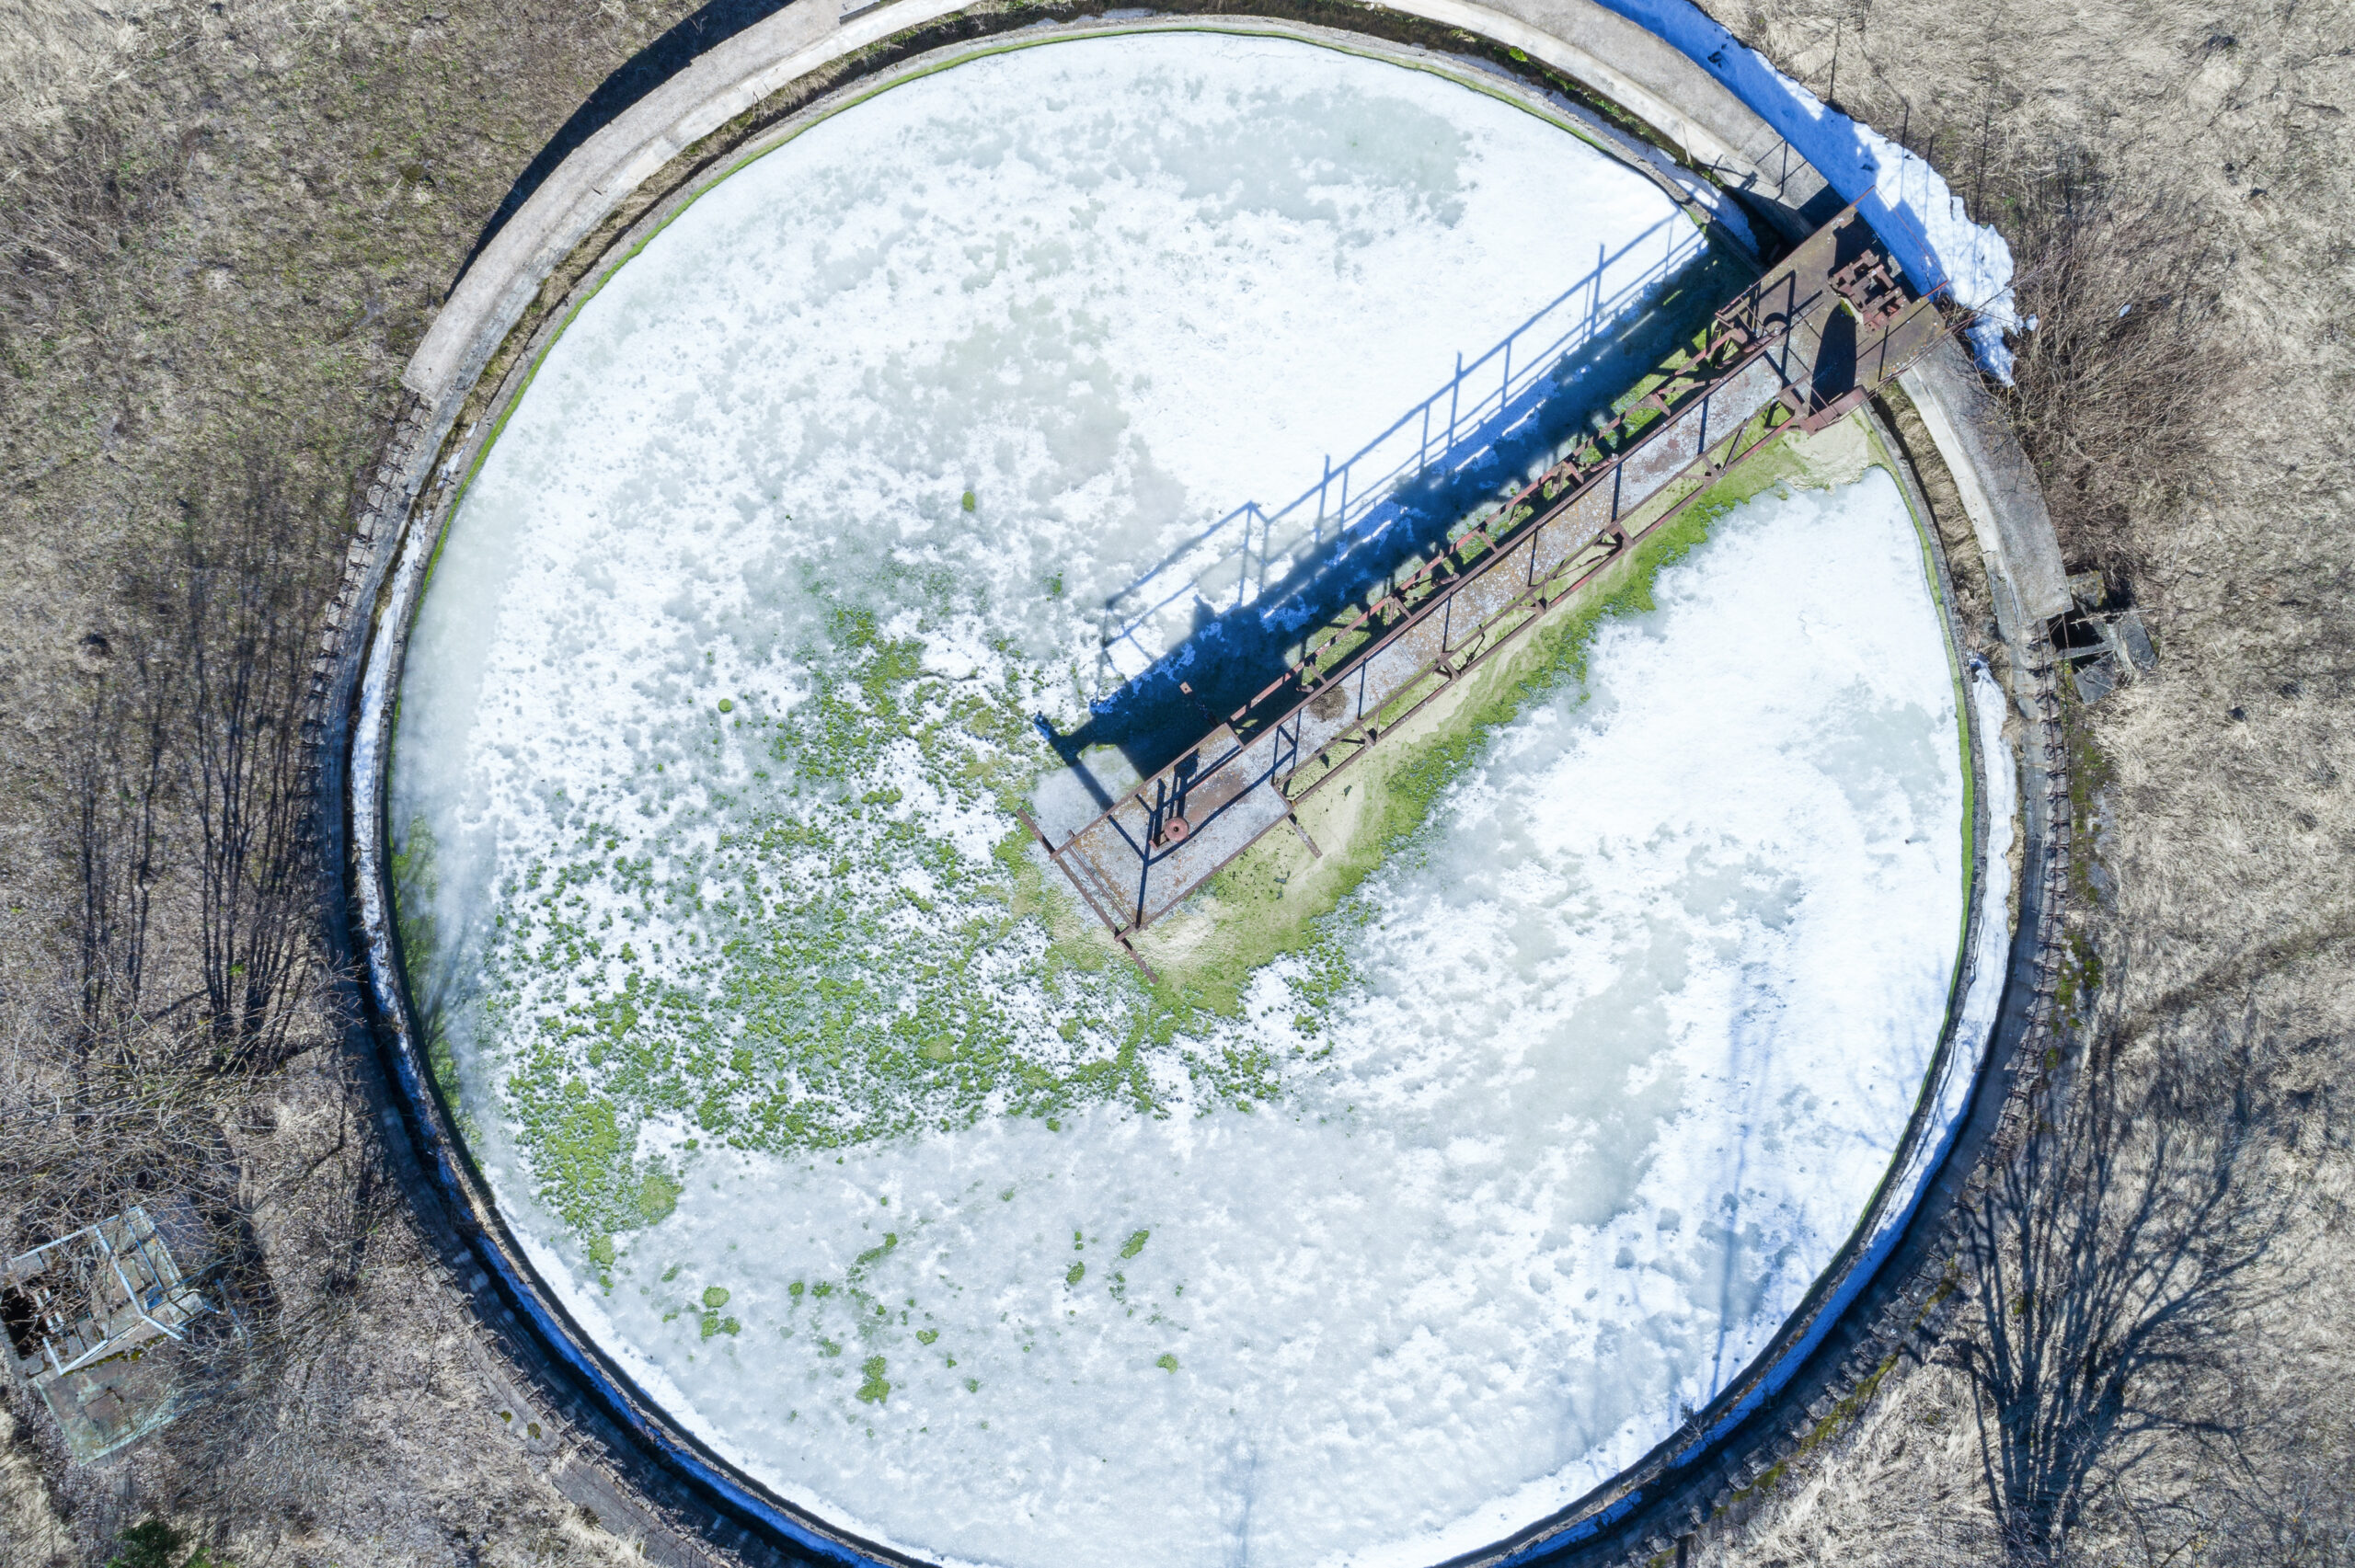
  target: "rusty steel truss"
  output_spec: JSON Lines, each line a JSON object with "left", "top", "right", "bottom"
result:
{"left": 1026, "top": 207, "right": 1951, "bottom": 954}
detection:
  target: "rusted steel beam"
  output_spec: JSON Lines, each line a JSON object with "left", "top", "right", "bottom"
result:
{"left": 1038, "top": 206, "right": 1949, "bottom": 938}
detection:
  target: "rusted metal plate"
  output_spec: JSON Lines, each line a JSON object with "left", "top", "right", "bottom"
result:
{"left": 1351, "top": 615, "right": 1451, "bottom": 723}
{"left": 1446, "top": 533, "right": 1539, "bottom": 652}
{"left": 1619, "top": 398, "right": 1710, "bottom": 497}
{"left": 1292, "top": 676, "right": 1364, "bottom": 760}
{"left": 1855, "top": 294, "right": 1947, "bottom": 388}
{"left": 1172, "top": 724, "right": 1253, "bottom": 820}
{"left": 1715, "top": 355, "right": 1792, "bottom": 440}
{"left": 1533, "top": 486, "right": 1619, "bottom": 578}
{"left": 1131, "top": 776, "right": 1296, "bottom": 927}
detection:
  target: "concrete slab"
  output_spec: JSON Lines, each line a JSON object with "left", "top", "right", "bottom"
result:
{"left": 2074, "top": 653, "right": 2120, "bottom": 704}
{"left": 36, "top": 1340, "right": 186, "bottom": 1462}
{"left": 1897, "top": 335, "right": 2071, "bottom": 635}
{"left": 2114, "top": 608, "right": 2157, "bottom": 670}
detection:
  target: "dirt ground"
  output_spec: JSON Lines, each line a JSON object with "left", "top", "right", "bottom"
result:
{"left": 1, "top": 0, "right": 2349, "bottom": 1562}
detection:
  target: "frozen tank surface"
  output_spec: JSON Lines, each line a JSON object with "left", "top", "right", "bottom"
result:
{"left": 387, "top": 32, "right": 1967, "bottom": 1568}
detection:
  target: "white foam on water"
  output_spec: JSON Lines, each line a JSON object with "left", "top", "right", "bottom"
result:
{"left": 388, "top": 31, "right": 1974, "bottom": 1568}
{"left": 508, "top": 469, "right": 1965, "bottom": 1568}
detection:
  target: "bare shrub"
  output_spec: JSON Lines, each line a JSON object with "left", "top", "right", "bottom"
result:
{"left": 1995, "top": 146, "right": 2232, "bottom": 589}
{"left": 159, "top": 1068, "right": 401, "bottom": 1525}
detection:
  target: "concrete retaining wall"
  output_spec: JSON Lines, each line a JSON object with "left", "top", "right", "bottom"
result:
{"left": 1900, "top": 336, "right": 2073, "bottom": 633}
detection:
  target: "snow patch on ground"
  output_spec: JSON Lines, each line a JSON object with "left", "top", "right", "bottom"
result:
{"left": 1591, "top": 0, "right": 2022, "bottom": 378}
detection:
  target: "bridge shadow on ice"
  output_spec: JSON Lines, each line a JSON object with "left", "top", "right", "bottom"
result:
{"left": 1037, "top": 227, "right": 1750, "bottom": 817}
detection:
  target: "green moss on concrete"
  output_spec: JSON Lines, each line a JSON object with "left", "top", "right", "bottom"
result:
{"left": 389, "top": 817, "right": 465, "bottom": 1113}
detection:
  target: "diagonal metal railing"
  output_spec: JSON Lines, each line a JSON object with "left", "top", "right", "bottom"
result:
{"left": 1088, "top": 212, "right": 1711, "bottom": 696}
{"left": 1028, "top": 207, "right": 1953, "bottom": 955}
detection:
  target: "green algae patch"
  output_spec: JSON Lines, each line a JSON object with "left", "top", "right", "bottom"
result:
{"left": 856, "top": 1356, "right": 893, "bottom": 1403}
{"left": 454, "top": 566, "right": 1281, "bottom": 1242}
{"left": 400, "top": 373, "right": 1890, "bottom": 1256}
{"left": 637, "top": 1173, "right": 681, "bottom": 1226}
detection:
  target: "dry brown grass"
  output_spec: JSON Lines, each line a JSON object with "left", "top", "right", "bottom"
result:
{"left": 0, "top": 0, "right": 163, "bottom": 135}
{"left": 0, "top": 1, "right": 736, "bottom": 1562}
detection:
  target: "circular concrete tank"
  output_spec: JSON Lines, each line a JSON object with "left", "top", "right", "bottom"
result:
{"left": 323, "top": 5, "right": 2071, "bottom": 1562}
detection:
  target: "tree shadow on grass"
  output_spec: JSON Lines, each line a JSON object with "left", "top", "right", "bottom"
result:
{"left": 1947, "top": 968, "right": 2298, "bottom": 1567}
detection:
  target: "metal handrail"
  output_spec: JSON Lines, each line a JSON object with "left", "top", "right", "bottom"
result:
{"left": 1089, "top": 213, "right": 1708, "bottom": 692}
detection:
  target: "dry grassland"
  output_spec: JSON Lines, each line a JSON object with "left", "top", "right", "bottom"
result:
{"left": 1, "top": 3, "right": 762, "bottom": 1562}
{"left": 1, "top": 0, "right": 2350, "bottom": 1563}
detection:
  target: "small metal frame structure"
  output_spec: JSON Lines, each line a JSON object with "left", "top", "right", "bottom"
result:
{"left": 1027, "top": 206, "right": 1951, "bottom": 950}
{"left": 3, "top": 1204, "right": 217, "bottom": 1461}
{"left": 2052, "top": 570, "right": 2158, "bottom": 704}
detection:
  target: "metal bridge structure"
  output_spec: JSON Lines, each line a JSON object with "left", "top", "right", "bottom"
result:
{"left": 1086, "top": 212, "right": 1710, "bottom": 699}
{"left": 1024, "top": 206, "right": 1950, "bottom": 956}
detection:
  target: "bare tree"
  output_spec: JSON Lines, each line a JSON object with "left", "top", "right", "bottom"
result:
{"left": 1948, "top": 986, "right": 2294, "bottom": 1567}
{"left": 1996, "top": 143, "right": 2229, "bottom": 589}
{"left": 177, "top": 451, "right": 335, "bottom": 1071}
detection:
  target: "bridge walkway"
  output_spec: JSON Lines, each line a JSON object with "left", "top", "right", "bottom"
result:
{"left": 1025, "top": 207, "right": 1950, "bottom": 953}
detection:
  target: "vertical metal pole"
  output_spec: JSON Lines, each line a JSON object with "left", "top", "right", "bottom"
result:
{"left": 1316, "top": 454, "right": 1330, "bottom": 544}
{"left": 1236, "top": 506, "right": 1252, "bottom": 610}
{"left": 1448, "top": 352, "right": 1462, "bottom": 454}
